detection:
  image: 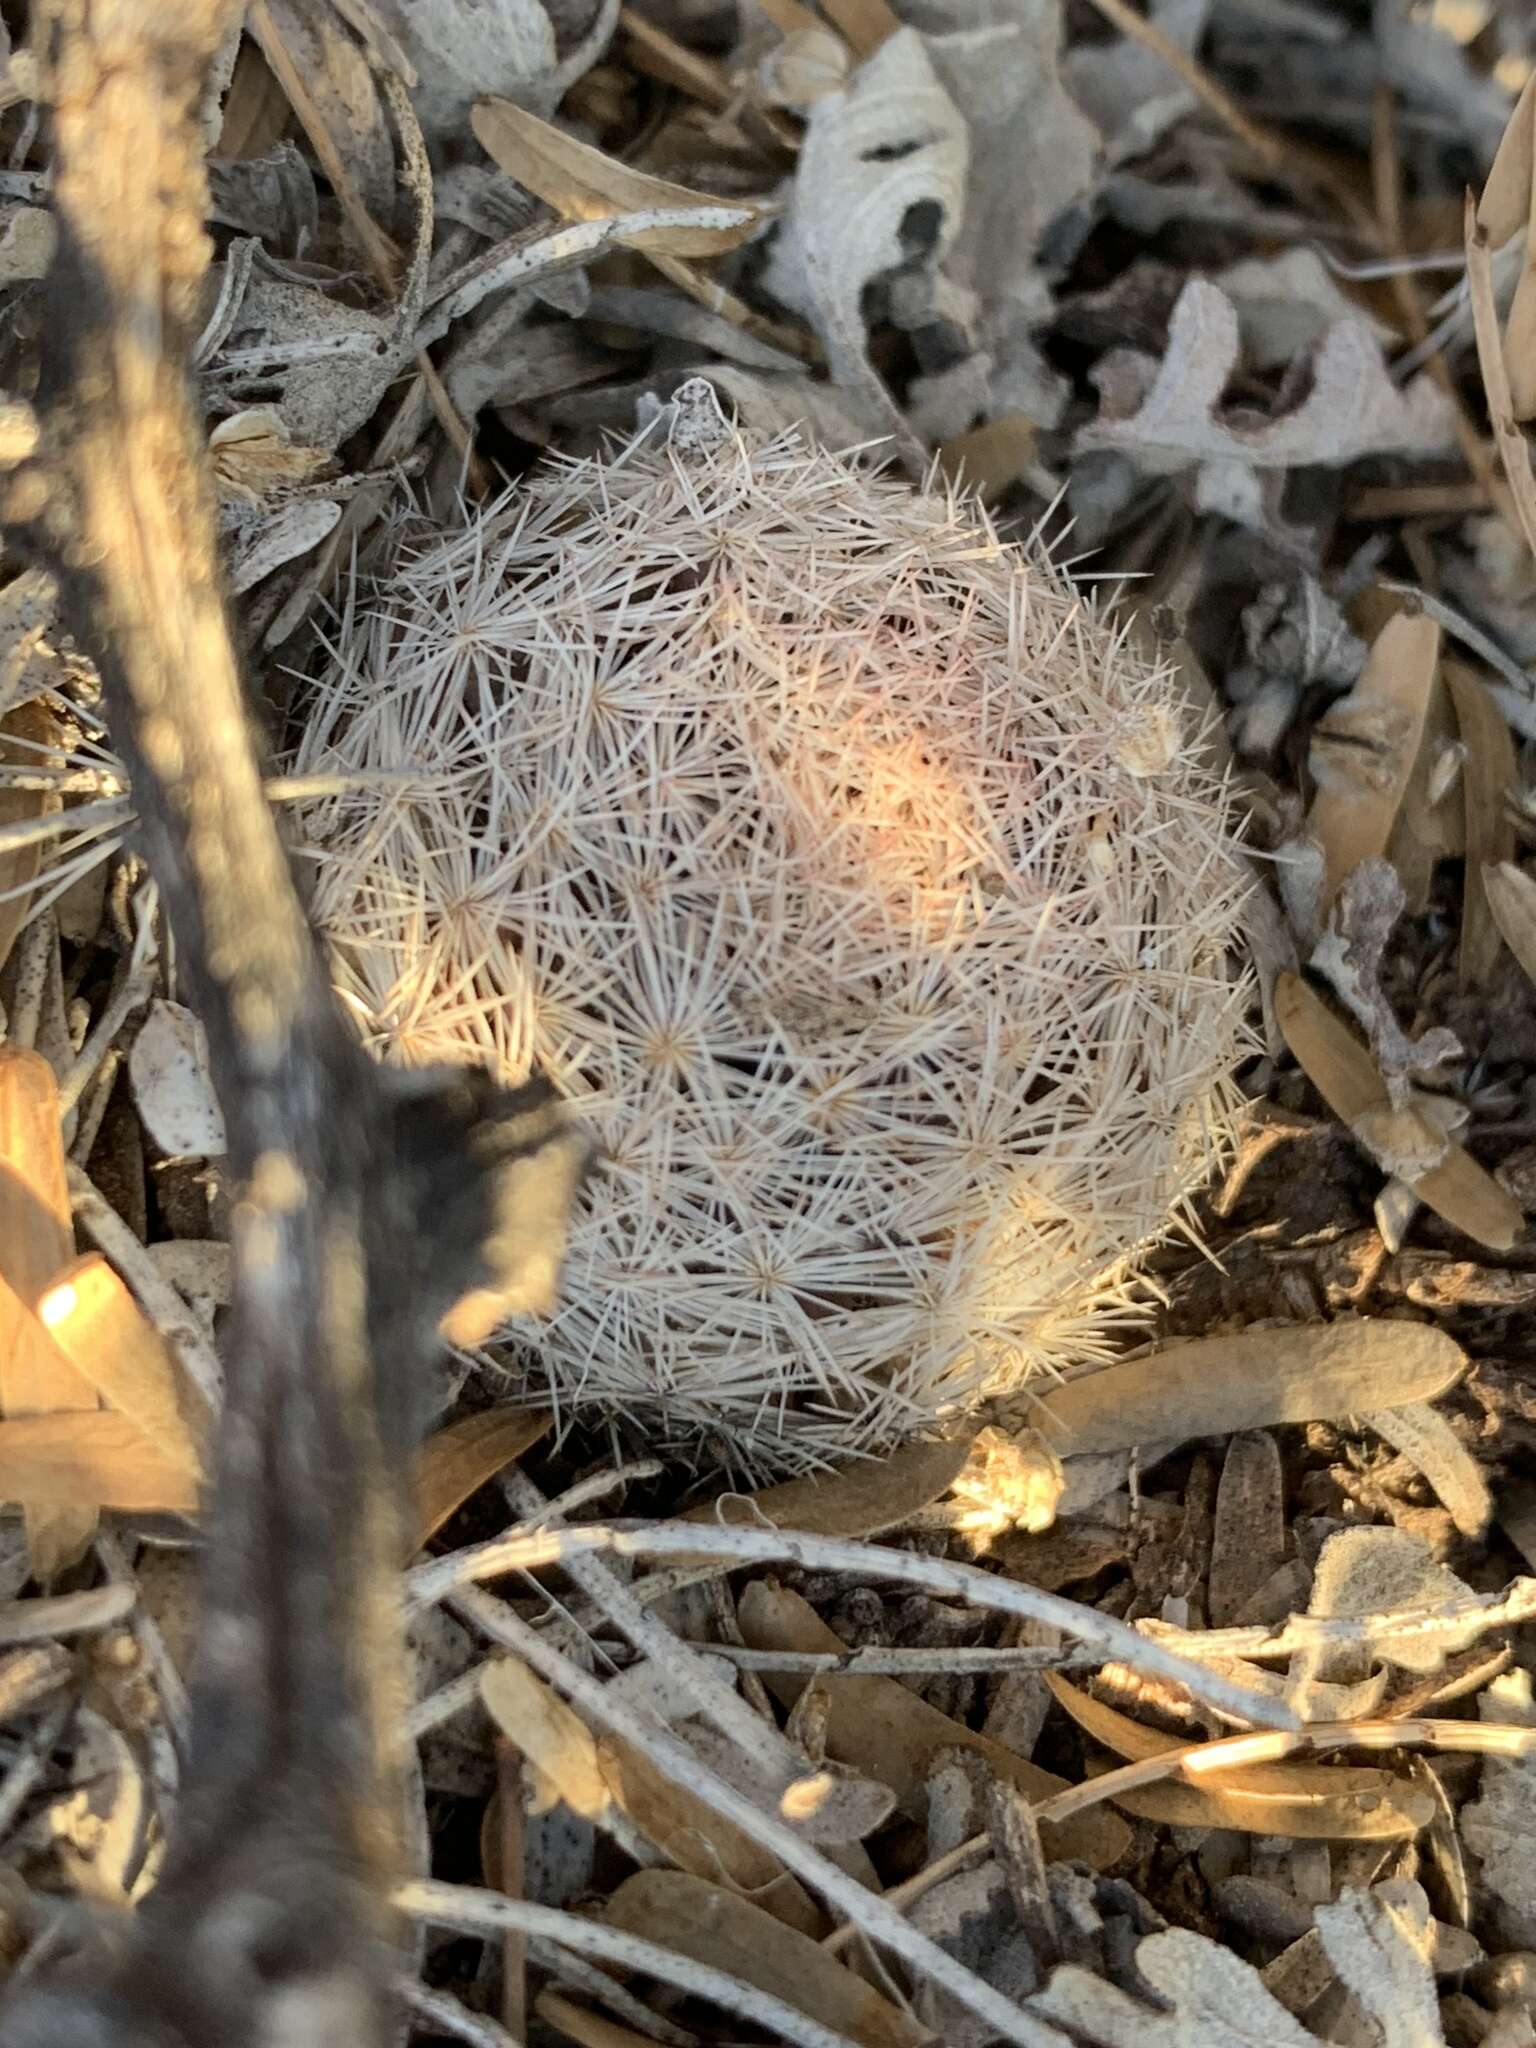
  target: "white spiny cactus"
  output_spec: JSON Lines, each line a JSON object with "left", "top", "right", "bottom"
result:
{"left": 292, "top": 391, "right": 1253, "bottom": 1470}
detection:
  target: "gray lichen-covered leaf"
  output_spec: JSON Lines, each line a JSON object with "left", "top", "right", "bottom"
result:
{"left": 1462, "top": 1671, "right": 1536, "bottom": 1951}
{"left": 1288, "top": 1526, "right": 1485, "bottom": 1716}
{"left": 1078, "top": 278, "right": 1456, "bottom": 477}
{"left": 762, "top": 27, "right": 966, "bottom": 451}
{"left": 1062, "top": 0, "right": 1210, "bottom": 166}
{"left": 372, "top": 0, "right": 618, "bottom": 139}
{"left": 1313, "top": 1885, "right": 1444, "bottom": 2048}
{"left": 1030, "top": 1925, "right": 1317, "bottom": 2048}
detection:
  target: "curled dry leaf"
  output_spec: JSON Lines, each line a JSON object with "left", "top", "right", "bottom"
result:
{"left": 1306, "top": 609, "right": 1441, "bottom": 911}
{"left": 1033, "top": 1315, "right": 1466, "bottom": 1458}
{"left": 1046, "top": 1675, "right": 1432, "bottom": 1839}
{"left": 761, "top": 28, "right": 965, "bottom": 443}
{"left": 1275, "top": 970, "right": 1522, "bottom": 1251}
{"left": 413, "top": 1406, "right": 553, "bottom": 1551}
{"left": 736, "top": 1579, "right": 1132, "bottom": 1870}
{"left": 471, "top": 96, "right": 763, "bottom": 257}
{"left": 1364, "top": 1402, "right": 1492, "bottom": 1540}
{"left": 603, "top": 1870, "right": 930, "bottom": 2048}
{"left": 1290, "top": 1528, "right": 1487, "bottom": 1722}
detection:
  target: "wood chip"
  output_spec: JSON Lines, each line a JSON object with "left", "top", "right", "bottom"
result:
{"left": 1033, "top": 1316, "right": 1466, "bottom": 1457}
{"left": 1276, "top": 971, "right": 1522, "bottom": 1250}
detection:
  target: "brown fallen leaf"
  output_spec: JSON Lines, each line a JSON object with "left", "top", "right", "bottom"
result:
{"left": 1484, "top": 861, "right": 1536, "bottom": 989}
{"left": 682, "top": 1431, "right": 974, "bottom": 1543}
{"left": 1034, "top": 1314, "right": 1466, "bottom": 1457}
{"left": 471, "top": 97, "right": 764, "bottom": 257}
{"left": 1276, "top": 970, "right": 1522, "bottom": 1250}
{"left": 480, "top": 1655, "right": 610, "bottom": 1825}
{"left": 604, "top": 1870, "right": 931, "bottom": 2048}
{"left": 37, "top": 1252, "right": 209, "bottom": 1475}
{"left": 935, "top": 417, "right": 1039, "bottom": 500}
{"left": 737, "top": 1579, "right": 1131, "bottom": 1870}
{"left": 1478, "top": 70, "right": 1536, "bottom": 420}
{"left": 596, "top": 1730, "right": 825, "bottom": 1937}
{"left": 0, "top": 1046, "right": 100, "bottom": 1574}
{"left": 1047, "top": 1676, "right": 1432, "bottom": 1839}
{"left": 535, "top": 1991, "right": 663, "bottom": 2048}
{"left": 412, "top": 1405, "right": 552, "bottom": 1552}
{"left": 0, "top": 1402, "right": 200, "bottom": 1514}
{"left": 1307, "top": 609, "right": 1440, "bottom": 910}
{"left": 1444, "top": 660, "right": 1517, "bottom": 985}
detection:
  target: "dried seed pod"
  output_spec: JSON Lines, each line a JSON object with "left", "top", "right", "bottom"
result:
{"left": 294, "top": 388, "right": 1254, "bottom": 1469}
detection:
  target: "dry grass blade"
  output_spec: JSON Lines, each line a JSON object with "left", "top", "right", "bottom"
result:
{"left": 1465, "top": 188, "right": 1536, "bottom": 566}
{"left": 1276, "top": 971, "right": 1521, "bottom": 1249}
{"left": 1484, "top": 861, "right": 1536, "bottom": 987}
{"left": 1443, "top": 659, "right": 1518, "bottom": 984}
{"left": 0, "top": 1044, "right": 100, "bottom": 1574}
{"left": 603, "top": 1870, "right": 929, "bottom": 2048}
{"left": 1046, "top": 1676, "right": 1433, "bottom": 1839}
{"left": 684, "top": 1433, "right": 974, "bottom": 1542}
{"left": 1033, "top": 1318, "right": 1465, "bottom": 1455}
{"left": 1306, "top": 608, "right": 1440, "bottom": 910}
{"left": 413, "top": 1406, "right": 552, "bottom": 1550}
{"left": 471, "top": 98, "right": 764, "bottom": 256}
{"left": 0, "top": 700, "right": 60, "bottom": 976}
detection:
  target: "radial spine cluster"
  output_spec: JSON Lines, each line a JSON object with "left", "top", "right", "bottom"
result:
{"left": 293, "top": 403, "right": 1253, "bottom": 1470}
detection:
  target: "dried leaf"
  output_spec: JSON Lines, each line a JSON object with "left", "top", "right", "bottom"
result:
{"left": 0, "top": 1045, "right": 99, "bottom": 1576}
{"left": 1294, "top": 1529, "right": 1485, "bottom": 1707}
{"left": 596, "top": 1730, "right": 823, "bottom": 1936}
{"left": 1062, "top": 0, "right": 1207, "bottom": 168}
{"left": 761, "top": 29, "right": 965, "bottom": 439}
{"left": 37, "top": 1253, "right": 208, "bottom": 1476}
{"left": 127, "top": 999, "right": 228, "bottom": 1159}
{"left": 1313, "top": 1886, "right": 1444, "bottom": 2048}
{"left": 0, "top": 1400, "right": 200, "bottom": 1514}
{"left": 683, "top": 1432, "right": 974, "bottom": 1542}
{"left": 414, "top": 1406, "right": 553, "bottom": 1551}
{"left": 209, "top": 406, "right": 330, "bottom": 504}
{"left": 1030, "top": 1925, "right": 1317, "bottom": 2048}
{"left": 1046, "top": 1676, "right": 1431, "bottom": 1839}
{"left": 1276, "top": 971, "right": 1522, "bottom": 1251}
{"left": 1484, "top": 861, "right": 1536, "bottom": 989}
{"left": 471, "top": 97, "right": 762, "bottom": 257}
{"left": 1461, "top": 1671, "right": 1536, "bottom": 1950}
{"left": 1078, "top": 279, "right": 1455, "bottom": 478}
{"left": 227, "top": 499, "right": 343, "bottom": 596}
{"left": 604, "top": 1870, "right": 929, "bottom": 2048}
{"left": 1365, "top": 1402, "right": 1492, "bottom": 1539}
{"left": 1034, "top": 1316, "right": 1466, "bottom": 1457}
{"left": 1306, "top": 611, "right": 1441, "bottom": 909}
{"left": 481, "top": 1655, "right": 609, "bottom": 1822}
{"left": 1444, "top": 661, "right": 1518, "bottom": 985}
{"left": 736, "top": 1579, "right": 1131, "bottom": 1870}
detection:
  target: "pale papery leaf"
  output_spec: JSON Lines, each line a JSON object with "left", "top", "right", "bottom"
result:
{"left": 1461, "top": 1671, "right": 1536, "bottom": 1951}
{"left": 1312, "top": 1885, "right": 1444, "bottom": 2048}
{"left": 127, "top": 998, "right": 227, "bottom": 1160}
{"left": 1077, "top": 278, "right": 1456, "bottom": 478}
{"left": 1030, "top": 1926, "right": 1317, "bottom": 2048}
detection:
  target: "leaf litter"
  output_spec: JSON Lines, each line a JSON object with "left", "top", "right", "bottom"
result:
{"left": 7, "top": 2, "right": 1536, "bottom": 2045}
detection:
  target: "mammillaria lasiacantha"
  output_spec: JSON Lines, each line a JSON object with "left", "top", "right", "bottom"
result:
{"left": 292, "top": 388, "right": 1253, "bottom": 1470}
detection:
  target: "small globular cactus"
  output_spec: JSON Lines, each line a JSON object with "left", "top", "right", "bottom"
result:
{"left": 293, "top": 385, "right": 1253, "bottom": 1470}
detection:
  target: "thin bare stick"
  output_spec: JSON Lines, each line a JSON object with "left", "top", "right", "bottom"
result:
{"left": 408, "top": 1522, "right": 1300, "bottom": 1731}
{"left": 1033, "top": 1715, "right": 1536, "bottom": 1827}
{"left": 398, "top": 1881, "right": 866, "bottom": 2048}
{"left": 449, "top": 1582, "right": 1068, "bottom": 2048}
